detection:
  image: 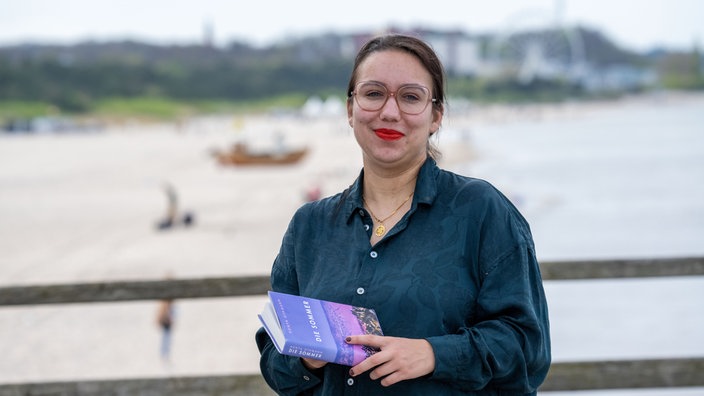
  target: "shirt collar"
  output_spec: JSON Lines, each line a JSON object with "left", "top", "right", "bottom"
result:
{"left": 343, "top": 157, "right": 439, "bottom": 223}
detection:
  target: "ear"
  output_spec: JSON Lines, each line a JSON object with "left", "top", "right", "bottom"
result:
{"left": 430, "top": 105, "right": 443, "bottom": 134}
{"left": 347, "top": 99, "right": 354, "bottom": 127}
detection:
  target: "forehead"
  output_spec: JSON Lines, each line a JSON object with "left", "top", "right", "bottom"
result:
{"left": 356, "top": 49, "right": 432, "bottom": 88}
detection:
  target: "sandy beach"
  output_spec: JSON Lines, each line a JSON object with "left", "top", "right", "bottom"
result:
{"left": 0, "top": 107, "right": 479, "bottom": 383}
{"left": 1, "top": 92, "right": 703, "bottom": 390}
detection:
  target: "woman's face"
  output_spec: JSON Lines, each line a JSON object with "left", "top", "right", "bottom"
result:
{"left": 347, "top": 50, "right": 442, "bottom": 171}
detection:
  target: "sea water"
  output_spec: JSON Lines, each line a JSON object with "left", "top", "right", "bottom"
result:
{"left": 446, "top": 94, "right": 704, "bottom": 395}
{"left": 454, "top": 95, "right": 704, "bottom": 260}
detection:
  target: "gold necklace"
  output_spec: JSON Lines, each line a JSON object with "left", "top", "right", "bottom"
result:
{"left": 362, "top": 191, "right": 413, "bottom": 237}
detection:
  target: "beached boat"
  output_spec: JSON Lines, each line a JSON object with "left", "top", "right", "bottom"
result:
{"left": 214, "top": 142, "right": 308, "bottom": 166}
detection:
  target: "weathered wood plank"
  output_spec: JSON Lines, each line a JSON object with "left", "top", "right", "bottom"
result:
{"left": 1, "top": 358, "right": 702, "bottom": 394}
{"left": 539, "top": 256, "right": 704, "bottom": 280}
{"left": 1, "top": 257, "right": 703, "bottom": 306}
{"left": 0, "top": 276, "right": 272, "bottom": 306}
{"left": 0, "top": 374, "right": 274, "bottom": 396}
{"left": 540, "top": 357, "right": 704, "bottom": 391}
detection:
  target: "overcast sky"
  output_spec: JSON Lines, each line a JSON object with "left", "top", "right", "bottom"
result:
{"left": 1, "top": 0, "right": 702, "bottom": 51}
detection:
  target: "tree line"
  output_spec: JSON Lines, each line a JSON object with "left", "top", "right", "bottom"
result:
{"left": 0, "top": 40, "right": 352, "bottom": 113}
{"left": 0, "top": 28, "right": 701, "bottom": 116}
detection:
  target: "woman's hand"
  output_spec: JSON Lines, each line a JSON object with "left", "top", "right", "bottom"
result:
{"left": 301, "top": 357, "right": 327, "bottom": 371}
{"left": 346, "top": 335, "right": 435, "bottom": 387}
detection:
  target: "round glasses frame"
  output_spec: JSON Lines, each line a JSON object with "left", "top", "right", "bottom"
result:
{"left": 350, "top": 82, "right": 437, "bottom": 115}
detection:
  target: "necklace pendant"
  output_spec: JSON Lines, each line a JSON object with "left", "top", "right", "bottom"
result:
{"left": 374, "top": 224, "right": 386, "bottom": 237}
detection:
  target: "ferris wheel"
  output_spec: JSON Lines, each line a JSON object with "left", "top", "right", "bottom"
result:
{"left": 487, "top": 5, "right": 586, "bottom": 84}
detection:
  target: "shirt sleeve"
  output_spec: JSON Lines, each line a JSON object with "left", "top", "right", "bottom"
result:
{"left": 426, "top": 238, "right": 551, "bottom": 393}
{"left": 256, "top": 211, "right": 326, "bottom": 395}
{"left": 256, "top": 326, "right": 323, "bottom": 395}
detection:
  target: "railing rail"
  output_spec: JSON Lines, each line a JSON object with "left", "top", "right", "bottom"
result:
{"left": 1, "top": 256, "right": 703, "bottom": 395}
{"left": 2, "top": 256, "right": 703, "bottom": 306}
{"left": 539, "top": 256, "right": 704, "bottom": 280}
{"left": 1, "top": 357, "right": 703, "bottom": 395}
{"left": 541, "top": 357, "right": 704, "bottom": 391}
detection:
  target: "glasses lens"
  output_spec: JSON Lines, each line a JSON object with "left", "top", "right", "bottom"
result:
{"left": 354, "top": 83, "right": 431, "bottom": 114}
{"left": 355, "top": 83, "right": 387, "bottom": 111}
{"left": 397, "top": 86, "right": 430, "bottom": 114}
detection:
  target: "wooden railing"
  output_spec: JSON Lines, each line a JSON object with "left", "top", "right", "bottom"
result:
{"left": 1, "top": 256, "right": 703, "bottom": 395}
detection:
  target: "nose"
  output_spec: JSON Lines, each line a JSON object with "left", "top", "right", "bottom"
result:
{"left": 379, "top": 92, "right": 402, "bottom": 119}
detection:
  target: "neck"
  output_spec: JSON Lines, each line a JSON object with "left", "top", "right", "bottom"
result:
{"left": 362, "top": 156, "right": 425, "bottom": 203}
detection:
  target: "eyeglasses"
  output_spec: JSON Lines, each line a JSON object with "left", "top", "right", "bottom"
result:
{"left": 350, "top": 82, "right": 436, "bottom": 115}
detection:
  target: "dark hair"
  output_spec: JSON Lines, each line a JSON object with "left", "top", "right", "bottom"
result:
{"left": 347, "top": 34, "right": 446, "bottom": 158}
{"left": 347, "top": 34, "right": 446, "bottom": 107}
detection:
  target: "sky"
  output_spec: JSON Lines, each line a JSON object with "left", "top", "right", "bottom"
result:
{"left": 0, "top": 0, "right": 702, "bottom": 52}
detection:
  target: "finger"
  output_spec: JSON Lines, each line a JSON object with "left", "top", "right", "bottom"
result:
{"left": 368, "top": 361, "right": 398, "bottom": 381}
{"left": 379, "top": 371, "right": 404, "bottom": 387}
{"left": 349, "top": 349, "right": 387, "bottom": 377}
{"left": 345, "top": 334, "right": 385, "bottom": 347}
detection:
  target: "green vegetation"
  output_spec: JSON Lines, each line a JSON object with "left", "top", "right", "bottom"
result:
{"left": 656, "top": 45, "right": 704, "bottom": 90}
{"left": 447, "top": 77, "right": 589, "bottom": 103}
{"left": 0, "top": 40, "right": 350, "bottom": 122}
{"left": 0, "top": 95, "right": 313, "bottom": 125}
{"left": 0, "top": 28, "right": 701, "bottom": 123}
{"left": 94, "top": 97, "right": 193, "bottom": 119}
{"left": 0, "top": 101, "right": 59, "bottom": 120}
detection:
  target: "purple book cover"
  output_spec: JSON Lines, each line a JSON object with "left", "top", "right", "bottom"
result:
{"left": 261, "top": 291, "right": 383, "bottom": 366}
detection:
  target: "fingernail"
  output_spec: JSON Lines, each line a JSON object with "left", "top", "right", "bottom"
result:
{"left": 345, "top": 337, "right": 351, "bottom": 343}
{"left": 349, "top": 369, "right": 355, "bottom": 377}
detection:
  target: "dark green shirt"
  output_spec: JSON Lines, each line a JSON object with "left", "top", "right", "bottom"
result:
{"left": 256, "top": 158, "right": 551, "bottom": 395}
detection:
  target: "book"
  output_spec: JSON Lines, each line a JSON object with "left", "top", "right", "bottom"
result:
{"left": 258, "top": 291, "right": 384, "bottom": 366}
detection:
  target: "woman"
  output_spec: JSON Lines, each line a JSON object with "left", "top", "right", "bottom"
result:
{"left": 256, "top": 34, "right": 551, "bottom": 395}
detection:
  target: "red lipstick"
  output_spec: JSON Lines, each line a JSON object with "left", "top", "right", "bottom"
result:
{"left": 374, "top": 128, "right": 404, "bottom": 141}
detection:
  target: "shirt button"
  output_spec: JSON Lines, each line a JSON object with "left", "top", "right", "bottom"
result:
{"left": 364, "top": 224, "right": 370, "bottom": 231}
{"left": 358, "top": 210, "right": 365, "bottom": 217}
{"left": 370, "top": 251, "right": 378, "bottom": 258}
{"left": 356, "top": 287, "right": 365, "bottom": 295}
{"left": 303, "top": 376, "right": 310, "bottom": 381}
{"left": 347, "top": 377, "right": 355, "bottom": 386}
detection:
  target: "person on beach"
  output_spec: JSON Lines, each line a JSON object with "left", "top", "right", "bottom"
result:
{"left": 156, "top": 182, "right": 179, "bottom": 230}
{"left": 156, "top": 182, "right": 194, "bottom": 230}
{"left": 156, "top": 298, "right": 175, "bottom": 362}
{"left": 256, "top": 34, "right": 551, "bottom": 395}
